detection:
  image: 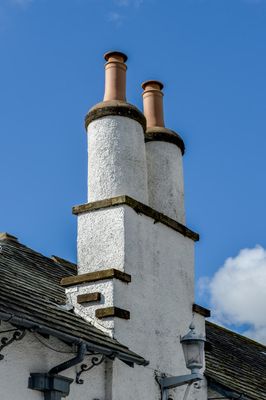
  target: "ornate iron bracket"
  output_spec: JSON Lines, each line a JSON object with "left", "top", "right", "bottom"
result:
{"left": 0, "top": 328, "right": 26, "bottom": 360}
{"left": 76, "top": 354, "right": 108, "bottom": 384}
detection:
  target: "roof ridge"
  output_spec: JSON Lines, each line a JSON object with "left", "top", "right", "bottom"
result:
{"left": 0, "top": 235, "right": 75, "bottom": 274}
{"left": 51, "top": 255, "right": 77, "bottom": 271}
{"left": 0, "top": 232, "right": 18, "bottom": 242}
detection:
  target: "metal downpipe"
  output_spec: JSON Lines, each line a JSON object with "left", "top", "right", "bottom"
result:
{"left": 49, "top": 342, "right": 87, "bottom": 375}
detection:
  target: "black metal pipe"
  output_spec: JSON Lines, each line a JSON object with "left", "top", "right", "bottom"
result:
{"left": 49, "top": 342, "right": 87, "bottom": 375}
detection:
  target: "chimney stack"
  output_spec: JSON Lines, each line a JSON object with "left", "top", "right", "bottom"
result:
{"left": 65, "top": 52, "right": 206, "bottom": 400}
{"left": 84, "top": 51, "right": 148, "bottom": 205}
{"left": 142, "top": 80, "right": 186, "bottom": 224}
{"left": 103, "top": 51, "right": 127, "bottom": 102}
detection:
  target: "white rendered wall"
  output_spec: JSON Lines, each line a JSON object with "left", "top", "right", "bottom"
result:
{"left": 146, "top": 141, "right": 185, "bottom": 224}
{"left": 77, "top": 207, "right": 125, "bottom": 275}
{"left": 87, "top": 116, "right": 148, "bottom": 205}
{"left": 0, "top": 322, "right": 105, "bottom": 400}
{"left": 74, "top": 205, "right": 207, "bottom": 399}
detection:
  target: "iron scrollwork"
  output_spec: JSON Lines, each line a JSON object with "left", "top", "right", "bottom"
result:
{"left": 76, "top": 355, "right": 107, "bottom": 384}
{"left": 0, "top": 328, "right": 26, "bottom": 360}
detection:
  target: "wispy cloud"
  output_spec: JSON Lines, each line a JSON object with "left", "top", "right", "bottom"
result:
{"left": 107, "top": 0, "right": 145, "bottom": 26}
{"left": 107, "top": 11, "right": 124, "bottom": 27}
{"left": 198, "top": 245, "right": 266, "bottom": 344}
{"left": 114, "top": 0, "right": 130, "bottom": 6}
{"left": 114, "top": 0, "right": 144, "bottom": 7}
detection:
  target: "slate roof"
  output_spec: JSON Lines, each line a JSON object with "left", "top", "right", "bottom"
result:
{"left": 205, "top": 321, "right": 266, "bottom": 400}
{"left": 0, "top": 234, "right": 147, "bottom": 366}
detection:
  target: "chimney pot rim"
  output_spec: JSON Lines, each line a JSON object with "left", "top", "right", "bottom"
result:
{"left": 142, "top": 80, "right": 164, "bottom": 91}
{"left": 104, "top": 50, "right": 128, "bottom": 63}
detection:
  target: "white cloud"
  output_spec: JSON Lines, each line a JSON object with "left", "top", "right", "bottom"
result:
{"left": 198, "top": 246, "right": 266, "bottom": 344}
{"left": 107, "top": 0, "right": 145, "bottom": 25}
{"left": 107, "top": 11, "right": 124, "bottom": 26}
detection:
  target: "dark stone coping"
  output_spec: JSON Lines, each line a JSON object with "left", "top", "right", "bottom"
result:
{"left": 77, "top": 292, "right": 101, "bottom": 304}
{"left": 85, "top": 101, "right": 146, "bottom": 131}
{"left": 61, "top": 268, "right": 131, "bottom": 287}
{"left": 0, "top": 232, "right": 18, "bottom": 242}
{"left": 145, "top": 127, "right": 185, "bottom": 155}
{"left": 96, "top": 307, "right": 130, "bottom": 320}
{"left": 193, "top": 303, "right": 211, "bottom": 318}
{"left": 72, "top": 195, "right": 199, "bottom": 242}
{"left": 51, "top": 255, "right": 77, "bottom": 271}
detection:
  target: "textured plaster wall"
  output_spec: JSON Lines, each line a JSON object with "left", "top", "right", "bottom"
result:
{"left": 146, "top": 141, "right": 185, "bottom": 224}
{"left": 75, "top": 205, "right": 207, "bottom": 399}
{"left": 66, "top": 279, "right": 116, "bottom": 334}
{"left": 87, "top": 116, "right": 148, "bottom": 205}
{"left": 77, "top": 207, "right": 125, "bottom": 275}
{"left": 113, "top": 206, "right": 205, "bottom": 400}
{"left": 0, "top": 322, "right": 105, "bottom": 400}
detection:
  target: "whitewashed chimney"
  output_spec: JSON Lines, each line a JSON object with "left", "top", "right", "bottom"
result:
{"left": 86, "top": 51, "right": 148, "bottom": 204}
{"left": 64, "top": 50, "right": 149, "bottom": 329}
{"left": 63, "top": 53, "right": 207, "bottom": 400}
{"left": 142, "top": 80, "right": 186, "bottom": 224}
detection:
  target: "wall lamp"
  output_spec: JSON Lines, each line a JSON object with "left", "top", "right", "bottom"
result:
{"left": 158, "top": 322, "right": 205, "bottom": 400}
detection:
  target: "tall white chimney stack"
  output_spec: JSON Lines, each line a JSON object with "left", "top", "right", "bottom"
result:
{"left": 142, "top": 80, "right": 186, "bottom": 224}
{"left": 62, "top": 52, "right": 207, "bottom": 400}
{"left": 85, "top": 51, "right": 148, "bottom": 205}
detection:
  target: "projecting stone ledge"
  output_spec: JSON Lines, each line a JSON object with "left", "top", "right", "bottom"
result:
{"left": 192, "top": 303, "right": 211, "bottom": 318}
{"left": 61, "top": 268, "right": 131, "bottom": 287}
{"left": 77, "top": 292, "right": 101, "bottom": 304}
{"left": 72, "top": 195, "right": 199, "bottom": 242}
{"left": 96, "top": 307, "right": 130, "bottom": 320}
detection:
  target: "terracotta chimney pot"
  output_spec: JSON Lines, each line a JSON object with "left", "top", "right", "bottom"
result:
{"left": 103, "top": 51, "right": 128, "bottom": 102}
{"left": 142, "top": 80, "right": 165, "bottom": 128}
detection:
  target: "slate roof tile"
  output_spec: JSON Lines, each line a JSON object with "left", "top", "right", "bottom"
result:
{"left": 206, "top": 321, "right": 266, "bottom": 400}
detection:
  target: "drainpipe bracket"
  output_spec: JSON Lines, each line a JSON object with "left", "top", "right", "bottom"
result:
{"left": 28, "top": 373, "right": 73, "bottom": 399}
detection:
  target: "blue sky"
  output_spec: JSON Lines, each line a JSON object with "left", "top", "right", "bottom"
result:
{"left": 1, "top": 0, "right": 266, "bottom": 341}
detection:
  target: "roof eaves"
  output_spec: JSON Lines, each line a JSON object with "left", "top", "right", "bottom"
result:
{"left": 0, "top": 310, "right": 149, "bottom": 367}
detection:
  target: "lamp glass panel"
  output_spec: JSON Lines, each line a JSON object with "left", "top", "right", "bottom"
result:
{"left": 182, "top": 341, "right": 204, "bottom": 370}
